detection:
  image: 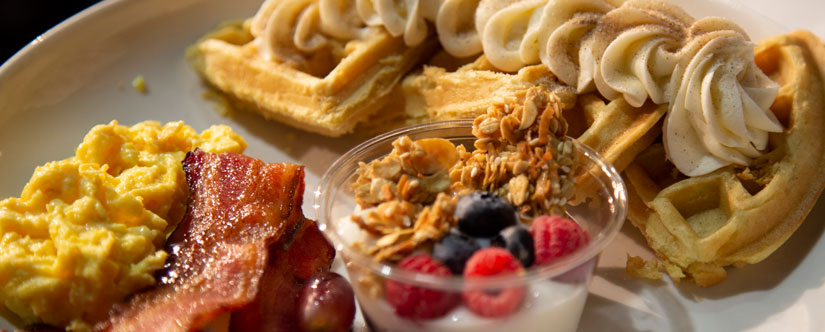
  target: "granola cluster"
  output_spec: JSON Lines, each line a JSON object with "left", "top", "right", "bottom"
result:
{"left": 351, "top": 87, "right": 578, "bottom": 262}
{"left": 452, "top": 87, "right": 577, "bottom": 217}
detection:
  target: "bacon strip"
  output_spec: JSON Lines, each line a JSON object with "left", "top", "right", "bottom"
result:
{"left": 229, "top": 218, "right": 335, "bottom": 332}
{"left": 97, "top": 150, "right": 308, "bottom": 332}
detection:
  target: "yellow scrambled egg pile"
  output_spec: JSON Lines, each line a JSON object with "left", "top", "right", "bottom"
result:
{"left": 0, "top": 121, "right": 246, "bottom": 331}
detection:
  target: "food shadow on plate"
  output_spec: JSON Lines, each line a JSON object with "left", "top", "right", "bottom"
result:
{"left": 580, "top": 267, "right": 693, "bottom": 332}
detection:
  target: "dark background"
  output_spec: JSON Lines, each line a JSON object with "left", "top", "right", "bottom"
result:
{"left": 1, "top": 0, "right": 101, "bottom": 65}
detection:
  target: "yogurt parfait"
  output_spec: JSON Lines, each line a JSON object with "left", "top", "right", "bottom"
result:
{"left": 316, "top": 88, "right": 627, "bottom": 332}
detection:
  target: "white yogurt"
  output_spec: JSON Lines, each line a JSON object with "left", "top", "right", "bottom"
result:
{"left": 355, "top": 279, "right": 589, "bottom": 332}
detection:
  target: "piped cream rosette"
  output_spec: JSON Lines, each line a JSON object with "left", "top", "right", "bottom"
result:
{"left": 250, "top": 0, "right": 483, "bottom": 65}
{"left": 475, "top": 0, "right": 784, "bottom": 177}
{"left": 664, "top": 21, "right": 783, "bottom": 177}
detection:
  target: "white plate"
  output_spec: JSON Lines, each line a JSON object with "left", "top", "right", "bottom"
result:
{"left": 0, "top": 0, "right": 822, "bottom": 331}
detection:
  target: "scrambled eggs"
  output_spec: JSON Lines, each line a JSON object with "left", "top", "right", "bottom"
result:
{"left": 0, "top": 121, "right": 246, "bottom": 331}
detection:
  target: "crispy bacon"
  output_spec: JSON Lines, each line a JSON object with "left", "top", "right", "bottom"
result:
{"left": 229, "top": 218, "right": 335, "bottom": 332}
{"left": 96, "top": 150, "right": 312, "bottom": 332}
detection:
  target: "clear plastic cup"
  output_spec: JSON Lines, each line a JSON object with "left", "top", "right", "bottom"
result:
{"left": 315, "top": 120, "right": 627, "bottom": 332}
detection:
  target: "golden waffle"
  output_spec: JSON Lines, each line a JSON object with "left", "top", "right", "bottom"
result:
{"left": 356, "top": 56, "right": 577, "bottom": 134}
{"left": 187, "top": 12, "right": 438, "bottom": 137}
{"left": 564, "top": 94, "right": 666, "bottom": 174}
{"left": 623, "top": 30, "right": 825, "bottom": 286}
{"left": 401, "top": 57, "right": 578, "bottom": 121}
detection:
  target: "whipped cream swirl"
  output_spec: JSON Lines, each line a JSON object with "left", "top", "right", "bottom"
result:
{"left": 665, "top": 23, "right": 782, "bottom": 176}
{"left": 477, "top": 0, "right": 618, "bottom": 72}
{"left": 586, "top": 0, "right": 694, "bottom": 107}
{"left": 250, "top": 0, "right": 331, "bottom": 66}
{"left": 251, "top": 0, "right": 483, "bottom": 63}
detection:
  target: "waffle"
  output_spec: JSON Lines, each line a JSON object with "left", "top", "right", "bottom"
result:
{"left": 565, "top": 94, "right": 666, "bottom": 174}
{"left": 187, "top": 3, "right": 438, "bottom": 137}
{"left": 372, "top": 56, "right": 576, "bottom": 126}
{"left": 623, "top": 31, "right": 825, "bottom": 286}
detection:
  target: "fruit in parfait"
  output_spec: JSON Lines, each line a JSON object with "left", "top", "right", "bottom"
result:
{"left": 455, "top": 191, "right": 519, "bottom": 238}
{"left": 385, "top": 254, "right": 461, "bottom": 319}
{"left": 462, "top": 248, "right": 526, "bottom": 317}
{"left": 532, "top": 215, "right": 591, "bottom": 266}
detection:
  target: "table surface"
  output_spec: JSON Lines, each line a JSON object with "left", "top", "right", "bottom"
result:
{"left": 0, "top": 0, "right": 100, "bottom": 64}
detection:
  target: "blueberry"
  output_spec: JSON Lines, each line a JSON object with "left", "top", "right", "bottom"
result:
{"left": 491, "top": 225, "right": 535, "bottom": 268}
{"left": 455, "top": 191, "right": 518, "bottom": 238}
{"left": 433, "top": 233, "right": 481, "bottom": 274}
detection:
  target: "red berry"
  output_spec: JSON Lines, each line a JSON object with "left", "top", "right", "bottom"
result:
{"left": 531, "top": 215, "right": 590, "bottom": 266}
{"left": 385, "top": 254, "right": 460, "bottom": 319}
{"left": 462, "top": 248, "right": 525, "bottom": 317}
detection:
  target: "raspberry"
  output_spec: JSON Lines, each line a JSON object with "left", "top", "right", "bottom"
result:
{"left": 384, "top": 254, "right": 460, "bottom": 319}
{"left": 462, "top": 248, "right": 525, "bottom": 317}
{"left": 531, "top": 215, "right": 590, "bottom": 266}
